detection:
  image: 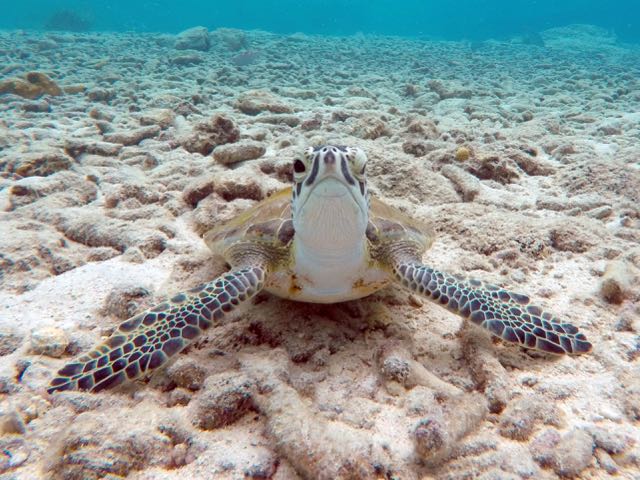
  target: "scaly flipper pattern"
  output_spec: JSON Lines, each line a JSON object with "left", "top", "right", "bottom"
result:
{"left": 48, "top": 266, "right": 267, "bottom": 394}
{"left": 393, "top": 262, "right": 592, "bottom": 355}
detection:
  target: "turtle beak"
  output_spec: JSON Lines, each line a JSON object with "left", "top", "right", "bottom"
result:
{"left": 321, "top": 149, "right": 337, "bottom": 171}
{"left": 313, "top": 146, "right": 356, "bottom": 187}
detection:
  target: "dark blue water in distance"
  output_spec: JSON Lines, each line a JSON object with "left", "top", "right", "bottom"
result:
{"left": 1, "top": 0, "right": 639, "bottom": 43}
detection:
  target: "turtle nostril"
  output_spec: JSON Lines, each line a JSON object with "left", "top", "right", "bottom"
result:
{"left": 324, "top": 151, "right": 335, "bottom": 165}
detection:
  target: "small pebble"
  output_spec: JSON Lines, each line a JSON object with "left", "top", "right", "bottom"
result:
{"left": 600, "top": 260, "right": 633, "bottom": 304}
{"left": 102, "top": 285, "right": 151, "bottom": 320}
{"left": 29, "top": 327, "right": 68, "bottom": 358}
{"left": 22, "top": 100, "right": 50, "bottom": 113}
{"left": 0, "top": 331, "right": 24, "bottom": 356}
{"left": 0, "top": 410, "right": 25, "bottom": 435}
{"left": 167, "top": 388, "right": 193, "bottom": 407}
{"left": 552, "top": 429, "right": 594, "bottom": 477}
{"left": 530, "top": 428, "right": 561, "bottom": 467}
{"left": 413, "top": 417, "right": 448, "bottom": 457}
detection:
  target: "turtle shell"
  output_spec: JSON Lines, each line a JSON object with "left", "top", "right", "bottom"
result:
{"left": 367, "top": 196, "right": 434, "bottom": 255}
{"left": 205, "top": 185, "right": 434, "bottom": 265}
{"left": 204, "top": 187, "right": 294, "bottom": 258}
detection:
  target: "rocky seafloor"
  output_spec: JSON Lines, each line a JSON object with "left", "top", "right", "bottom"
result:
{"left": 0, "top": 24, "right": 639, "bottom": 479}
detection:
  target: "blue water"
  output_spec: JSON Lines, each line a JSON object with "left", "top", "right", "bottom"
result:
{"left": 1, "top": 0, "right": 639, "bottom": 43}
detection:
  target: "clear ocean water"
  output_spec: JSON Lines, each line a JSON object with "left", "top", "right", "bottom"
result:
{"left": 2, "top": 0, "right": 639, "bottom": 43}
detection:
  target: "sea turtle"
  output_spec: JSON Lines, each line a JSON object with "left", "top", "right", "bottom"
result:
{"left": 48, "top": 145, "right": 592, "bottom": 394}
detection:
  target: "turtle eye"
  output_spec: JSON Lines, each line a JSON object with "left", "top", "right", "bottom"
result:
{"left": 293, "top": 159, "right": 306, "bottom": 174}
{"left": 349, "top": 147, "right": 368, "bottom": 178}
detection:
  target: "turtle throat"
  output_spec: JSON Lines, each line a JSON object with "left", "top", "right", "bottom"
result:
{"left": 293, "top": 179, "right": 368, "bottom": 265}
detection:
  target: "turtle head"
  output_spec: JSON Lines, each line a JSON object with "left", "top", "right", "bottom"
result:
{"left": 291, "top": 145, "right": 369, "bottom": 251}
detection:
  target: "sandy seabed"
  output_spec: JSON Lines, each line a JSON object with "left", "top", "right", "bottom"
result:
{"left": 0, "top": 24, "right": 639, "bottom": 479}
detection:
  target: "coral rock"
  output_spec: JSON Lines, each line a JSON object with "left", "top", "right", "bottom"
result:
{"left": 103, "top": 125, "right": 160, "bottom": 146}
{"left": 6, "top": 151, "right": 73, "bottom": 177}
{"left": 170, "top": 54, "right": 203, "bottom": 66}
{"left": 63, "top": 84, "right": 86, "bottom": 94}
{"left": 22, "top": 100, "right": 51, "bottom": 113}
{"left": 189, "top": 372, "right": 255, "bottom": 429}
{"left": 441, "top": 164, "right": 481, "bottom": 202}
{"left": 402, "top": 139, "right": 438, "bottom": 157}
{"left": 352, "top": 115, "right": 390, "bottom": 140}
{"left": 167, "top": 358, "right": 207, "bottom": 391}
{"left": 174, "top": 26, "right": 210, "bottom": 51}
{"left": 549, "top": 221, "right": 598, "bottom": 253}
{"left": 530, "top": 428, "right": 594, "bottom": 478}
{"left": 213, "top": 141, "right": 265, "bottom": 165}
{"left": 215, "top": 28, "right": 249, "bottom": 51}
{"left": 46, "top": 406, "right": 177, "bottom": 479}
{"left": 467, "top": 155, "right": 520, "bottom": 184}
{"left": 182, "top": 176, "right": 215, "bottom": 207}
{"left": 0, "top": 330, "right": 23, "bottom": 356}
{"left": 498, "top": 394, "right": 562, "bottom": 441}
{"left": 139, "top": 108, "right": 175, "bottom": 129}
{"left": 101, "top": 284, "right": 151, "bottom": 320}
{"left": 235, "top": 90, "right": 293, "bottom": 115}
{"left": 65, "top": 139, "right": 123, "bottom": 158}
{"left": 413, "top": 392, "right": 487, "bottom": 464}
{"left": 552, "top": 429, "right": 594, "bottom": 478}
{"left": 86, "top": 88, "right": 114, "bottom": 102}
{"left": 181, "top": 114, "right": 240, "bottom": 155}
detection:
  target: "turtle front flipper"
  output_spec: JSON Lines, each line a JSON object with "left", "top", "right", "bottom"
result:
{"left": 48, "top": 266, "right": 267, "bottom": 394}
{"left": 390, "top": 259, "right": 592, "bottom": 355}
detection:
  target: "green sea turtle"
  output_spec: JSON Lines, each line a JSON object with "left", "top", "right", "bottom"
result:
{"left": 48, "top": 145, "right": 592, "bottom": 394}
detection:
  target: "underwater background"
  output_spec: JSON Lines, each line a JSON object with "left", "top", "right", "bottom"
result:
{"left": 1, "top": 0, "right": 640, "bottom": 478}
{"left": 2, "top": 0, "right": 640, "bottom": 42}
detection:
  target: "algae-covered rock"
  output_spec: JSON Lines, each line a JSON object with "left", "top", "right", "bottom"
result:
{"left": 0, "top": 72, "right": 62, "bottom": 99}
{"left": 5, "top": 151, "right": 73, "bottom": 177}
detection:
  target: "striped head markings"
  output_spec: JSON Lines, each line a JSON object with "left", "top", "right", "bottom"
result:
{"left": 291, "top": 145, "right": 369, "bottom": 219}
